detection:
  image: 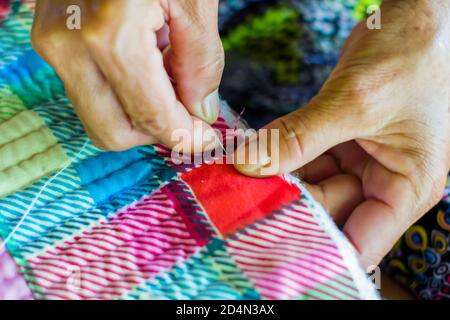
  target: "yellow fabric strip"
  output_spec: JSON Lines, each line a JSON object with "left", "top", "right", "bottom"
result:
{"left": 0, "top": 110, "right": 46, "bottom": 147}
{"left": 0, "top": 126, "right": 59, "bottom": 172}
{"left": 0, "top": 144, "right": 69, "bottom": 197}
{"left": 0, "top": 86, "right": 27, "bottom": 123}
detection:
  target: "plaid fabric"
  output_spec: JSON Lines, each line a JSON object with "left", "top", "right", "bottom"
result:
{"left": 0, "top": 1, "right": 378, "bottom": 300}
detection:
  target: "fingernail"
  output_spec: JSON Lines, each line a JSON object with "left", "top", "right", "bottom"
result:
{"left": 201, "top": 89, "right": 220, "bottom": 124}
{"left": 162, "top": 44, "right": 171, "bottom": 57}
{"left": 233, "top": 134, "right": 271, "bottom": 177}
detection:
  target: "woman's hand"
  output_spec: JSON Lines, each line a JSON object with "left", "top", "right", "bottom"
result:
{"left": 235, "top": 0, "right": 450, "bottom": 268}
{"left": 31, "top": 0, "right": 224, "bottom": 151}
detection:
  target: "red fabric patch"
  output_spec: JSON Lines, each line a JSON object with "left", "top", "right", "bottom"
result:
{"left": 181, "top": 163, "right": 301, "bottom": 237}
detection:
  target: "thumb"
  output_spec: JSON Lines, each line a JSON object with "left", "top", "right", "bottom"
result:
{"left": 165, "top": 0, "right": 224, "bottom": 124}
{"left": 234, "top": 101, "right": 359, "bottom": 177}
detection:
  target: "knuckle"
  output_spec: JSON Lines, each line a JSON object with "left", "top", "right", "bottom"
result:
{"left": 92, "top": 131, "right": 133, "bottom": 151}
{"left": 31, "top": 28, "right": 57, "bottom": 59}
{"left": 30, "top": 27, "right": 43, "bottom": 53}
{"left": 276, "top": 113, "right": 307, "bottom": 160}
{"left": 133, "top": 115, "right": 169, "bottom": 138}
{"left": 82, "top": 27, "right": 110, "bottom": 52}
{"left": 81, "top": 17, "right": 116, "bottom": 52}
{"left": 360, "top": 250, "right": 384, "bottom": 269}
{"left": 65, "top": 89, "right": 80, "bottom": 106}
{"left": 416, "top": 171, "right": 447, "bottom": 215}
{"left": 197, "top": 54, "right": 225, "bottom": 85}
{"left": 114, "top": 45, "right": 156, "bottom": 71}
{"left": 91, "top": 139, "right": 108, "bottom": 151}
{"left": 430, "top": 176, "right": 447, "bottom": 205}
{"left": 82, "top": 26, "right": 147, "bottom": 70}
{"left": 208, "top": 45, "right": 225, "bottom": 74}
{"left": 178, "top": 0, "right": 219, "bottom": 28}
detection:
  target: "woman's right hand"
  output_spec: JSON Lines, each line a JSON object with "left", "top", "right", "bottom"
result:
{"left": 32, "top": 0, "right": 224, "bottom": 151}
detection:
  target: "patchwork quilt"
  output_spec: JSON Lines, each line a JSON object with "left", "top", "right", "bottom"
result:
{"left": 0, "top": 0, "right": 378, "bottom": 300}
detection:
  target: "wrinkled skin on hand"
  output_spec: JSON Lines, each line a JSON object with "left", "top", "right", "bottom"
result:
{"left": 32, "top": 0, "right": 224, "bottom": 152}
{"left": 235, "top": 0, "right": 450, "bottom": 268}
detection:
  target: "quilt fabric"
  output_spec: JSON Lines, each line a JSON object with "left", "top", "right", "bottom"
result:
{"left": 0, "top": 0, "right": 378, "bottom": 300}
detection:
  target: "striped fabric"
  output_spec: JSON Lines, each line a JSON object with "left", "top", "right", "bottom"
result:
{"left": 0, "top": 0, "right": 378, "bottom": 300}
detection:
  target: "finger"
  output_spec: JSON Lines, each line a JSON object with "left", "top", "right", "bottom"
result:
{"left": 296, "top": 142, "right": 369, "bottom": 183}
{"left": 71, "top": 76, "right": 158, "bottom": 151}
{"left": 327, "top": 141, "right": 370, "bottom": 179}
{"left": 295, "top": 154, "right": 341, "bottom": 183}
{"left": 233, "top": 99, "right": 360, "bottom": 177}
{"left": 67, "top": 62, "right": 157, "bottom": 150}
{"left": 166, "top": 0, "right": 224, "bottom": 124}
{"left": 40, "top": 36, "right": 156, "bottom": 151}
{"left": 343, "top": 159, "right": 415, "bottom": 269}
{"left": 304, "top": 174, "right": 363, "bottom": 225}
{"left": 344, "top": 200, "right": 406, "bottom": 269}
{"left": 82, "top": 2, "right": 220, "bottom": 152}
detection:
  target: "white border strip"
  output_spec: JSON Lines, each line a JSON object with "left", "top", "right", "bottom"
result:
{"left": 287, "top": 175, "right": 380, "bottom": 300}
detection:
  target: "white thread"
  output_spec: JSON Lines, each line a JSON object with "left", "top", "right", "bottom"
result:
{"left": 0, "top": 138, "right": 90, "bottom": 254}
{"left": 217, "top": 107, "right": 246, "bottom": 156}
